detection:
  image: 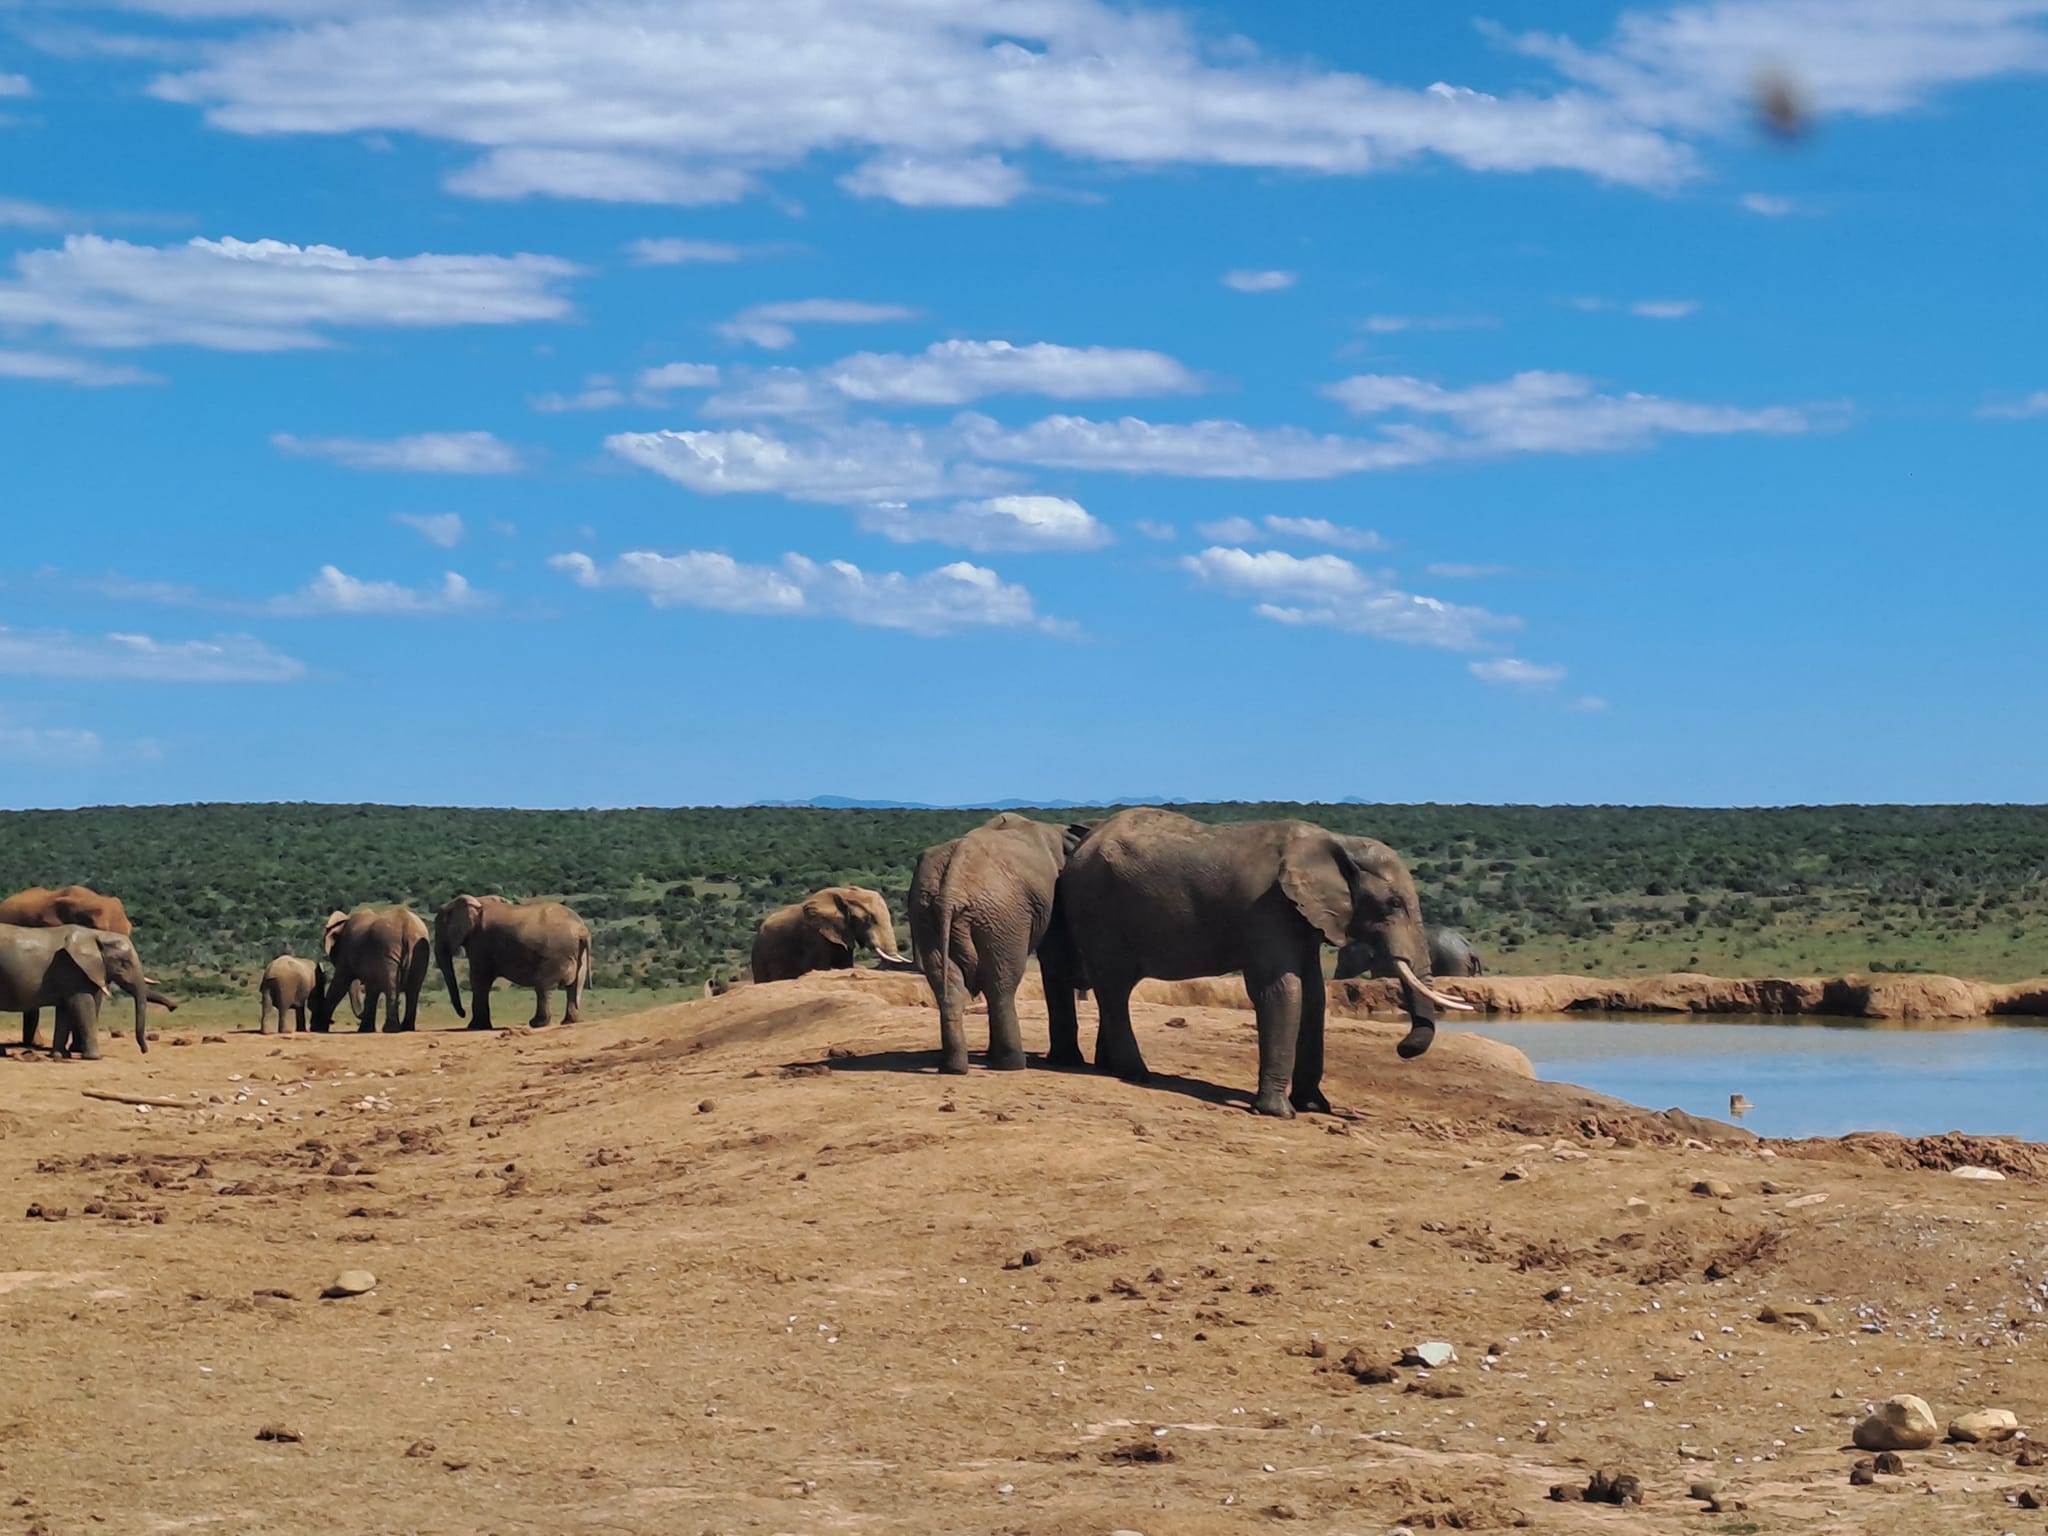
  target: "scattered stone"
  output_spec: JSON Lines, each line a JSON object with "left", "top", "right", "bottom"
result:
{"left": 1760, "top": 1179, "right": 1788, "bottom": 1195}
{"left": 1653, "top": 1369, "right": 1687, "bottom": 1383}
{"left": 1547, "top": 1484, "right": 1584, "bottom": 1503}
{"left": 1534, "top": 1422, "right": 1564, "bottom": 1444}
{"left": 404, "top": 1440, "right": 437, "bottom": 1458}
{"left": 1873, "top": 1452, "right": 1905, "bottom": 1475}
{"left": 696, "top": 1100, "right": 715, "bottom": 1114}
{"left": 24, "top": 1204, "right": 66, "bottom": 1222}
{"left": 255, "top": 1425, "right": 302, "bottom": 1444}
{"left": 2017, "top": 1447, "right": 2045, "bottom": 1468}
{"left": 1854, "top": 1395, "right": 1940, "bottom": 1452}
{"left": 252, "top": 1288, "right": 295, "bottom": 1301}
{"left": 1400, "top": 1342, "right": 1456, "bottom": 1368}
{"left": 2018, "top": 1488, "right": 2045, "bottom": 1510}
{"left": 1781, "top": 1192, "right": 1830, "bottom": 1209}
{"left": 1543, "top": 1285, "right": 1574, "bottom": 1303}
{"left": 1760, "top": 1303, "right": 1837, "bottom": 1333}
{"left": 1948, "top": 1409, "right": 2021, "bottom": 1444}
{"left": 1677, "top": 1444, "right": 1716, "bottom": 1461}
{"left": 321, "top": 1270, "right": 378, "bottom": 1299}
{"left": 1691, "top": 1178, "right": 1734, "bottom": 1199}
{"left": 1688, "top": 1478, "right": 1724, "bottom": 1503}
{"left": 1335, "top": 1348, "right": 1396, "bottom": 1385}
{"left": 1951, "top": 1165, "right": 2007, "bottom": 1182}
{"left": 1849, "top": 1461, "right": 1876, "bottom": 1486}
{"left": 1161, "top": 1016, "right": 1188, "bottom": 1029}
{"left": 1584, "top": 1468, "right": 1643, "bottom": 1505}
{"left": 1501, "top": 1164, "right": 1531, "bottom": 1181}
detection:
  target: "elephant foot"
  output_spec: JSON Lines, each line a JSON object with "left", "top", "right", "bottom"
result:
{"left": 1041, "top": 1047, "right": 1087, "bottom": 1070}
{"left": 466, "top": 1022, "right": 494, "bottom": 1032}
{"left": 357, "top": 1025, "right": 377, "bottom": 1035}
{"left": 1250, "top": 1088, "right": 1297, "bottom": 1119}
{"left": 1290, "top": 1087, "right": 1333, "bottom": 1116}
{"left": 984, "top": 1049, "right": 1027, "bottom": 1072}
{"left": 937, "top": 1052, "right": 970, "bottom": 1076}
{"left": 563, "top": 1011, "right": 583, "bottom": 1025}
{"left": 1097, "top": 1053, "right": 1150, "bottom": 1084}
{"left": 527, "top": 1019, "right": 549, "bottom": 1030}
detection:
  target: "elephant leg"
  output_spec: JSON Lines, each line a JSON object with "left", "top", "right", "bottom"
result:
{"left": 1290, "top": 968, "right": 1331, "bottom": 1116}
{"left": 1038, "top": 944, "right": 1085, "bottom": 1069}
{"left": 563, "top": 971, "right": 585, "bottom": 1025}
{"left": 470, "top": 968, "right": 494, "bottom": 1031}
{"left": 61, "top": 995, "right": 99, "bottom": 1061}
{"left": 528, "top": 986, "right": 554, "bottom": 1029}
{"left": 357, "top": 987, "right": 379, "bottom": 1034}
{"left": 20, "top": 1008, "right": 40, "bottom": 1051}
{"left": 382, "top": 986, "right": 405, "bottom": 1033}
{"left": 1245, "top": 965, "right": 1305, "bottom": 1119}
{"left": 985, "top": 984, "right": 1026, "bottom": 1072}
{"left": 1092, "top": 979, "right": 1149, "bottom": 1082}
{"left": 935, "top": 959, "right": 971, "bottom": 1075}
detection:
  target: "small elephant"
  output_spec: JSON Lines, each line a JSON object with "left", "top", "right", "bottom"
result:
{"left": 1334, "top": 925, "right": 1484, "bottom": 981}
{"left": 0, "top": 922, "right": 154, "bottom": 1059}
{"left": 751, "top": 886, "right": 906, "bottom": 983}
{"left": 434, "top": 894, "right": 592, "bottom": 1030}
{"left": 311, "top": 906, "right": 431, "bottom": 1034}
{"left": 909, "top": 814, "right": 1092, "bottom": 1074}
{"left": 1058, "top": 808, "right": 1472, "bottom": 1119}
{"left": 258, "top": 956, "right": 331, "bottom": 1034}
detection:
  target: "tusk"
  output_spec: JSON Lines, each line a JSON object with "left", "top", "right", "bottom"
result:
{"left": 875, "top": 951, "right": 908, "bottom": 965}
{"left": 1396, "top": 958, "right": 1476, "bottom": 1013}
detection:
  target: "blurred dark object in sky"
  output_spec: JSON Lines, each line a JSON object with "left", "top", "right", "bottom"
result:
{"left": 1755, "top": 67, "right": 1813, "bottom": 142}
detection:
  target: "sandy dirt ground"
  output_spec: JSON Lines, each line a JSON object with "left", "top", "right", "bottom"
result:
{"left": 5, "top": 971, "right": 2048, "bottom": 1535}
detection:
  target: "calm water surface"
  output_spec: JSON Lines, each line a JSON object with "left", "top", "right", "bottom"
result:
{"left": 1467, "top": 1017, "right": 2048, "bottom": 1142}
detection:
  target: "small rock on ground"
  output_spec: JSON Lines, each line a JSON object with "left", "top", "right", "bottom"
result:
{"left": 1948, "top": 1409, "right": 2021, "bottom": 1443}
{"left": 321, "top": 1270, "right": 377, "bottom": 1299}
{"left": 1854, "top": 1395, "right": 1940, "bottom": 1452}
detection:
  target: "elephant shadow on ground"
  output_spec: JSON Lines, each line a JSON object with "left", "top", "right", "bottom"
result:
{"left": 793, "top": 1048, "right": 1253, "bottom": 1112}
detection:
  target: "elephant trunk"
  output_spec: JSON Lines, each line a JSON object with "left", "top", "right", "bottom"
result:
{"left": 145, "top": 983, "right": 178, "bottom": 1011}
{"left": 436, "top": 940, "right": 467, "bottom": 1019}
{"left": 1392, "top": 957, "right": 1475, "bottom": 1059}
{"left": 132, "top": 981, "right": 148, "bottom": 1054}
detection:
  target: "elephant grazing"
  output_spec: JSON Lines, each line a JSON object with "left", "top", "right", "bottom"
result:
{"left": 1334, "top": 925, "right": 1484, "bottom": 982}
{"left": 0, "top": 923, "right": 154, "bottom": 1058}
{"left": 751, "top": 886, "right": 906, "bottom": 983}
{"left": 258, "top": 956, "right": 327, "bottom": 1035}
{"left": 311, "top": 906, "right": 431, "bottom": 1034}
{"left": 910, "top": 814, "right": 1092, "bottom": 1074}
{"left": 1058, "top": 808, "right": 1473, "bottom": 1119}
{"left": 434, "top": 895, "right": 592, "bottom": 1030}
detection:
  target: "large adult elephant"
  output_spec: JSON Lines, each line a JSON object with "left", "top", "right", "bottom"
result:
{"left": 1334, "top": 925, "right": 1484, "bottom": 981}
{"left": 434, "top": 895, "right": 592, "bottom": 1030}
{"left": 0, "top": 923, "right": 153, "bottom": 1059}
{"left": 750, "top": 886, "right": 906, "bottom": 983}
{"left": 910, "top": 814, "right": 1092, "bottom": 1075}
{"left": 1058, "top": 808, "right": 1473, "bottom": 1119}
{"left": 0, "top": 884, "right": 133, "bottom": 934}
{"left": 312, "top": 906, "right": 431, "bottom": 1034}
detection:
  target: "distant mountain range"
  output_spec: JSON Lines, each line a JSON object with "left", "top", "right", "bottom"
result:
{"left": 746, "top": 794, "right": 1380, "bottom": 810}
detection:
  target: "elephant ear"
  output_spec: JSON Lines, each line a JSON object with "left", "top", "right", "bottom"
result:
{"left": 801, "top": 890, "right": 855, "bottom": 952}
{"left": 322, "top": 910, "right": 349, "bottom": 957}
{"left": 1278, "top": 830, "right": 1357, "bottom": 948}
{"left": 1061, "top": 821, "right": 1099, "bottom": 857}
{"left": 59, "top": 930, "right": 110, "bottom": 995}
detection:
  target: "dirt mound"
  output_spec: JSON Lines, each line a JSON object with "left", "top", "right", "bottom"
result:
{"left": 3, "top": 975, "right": 2044, "bottom": 1535}
{"left": 1353, "top": 969, "right": 2048, "bottom": 1021}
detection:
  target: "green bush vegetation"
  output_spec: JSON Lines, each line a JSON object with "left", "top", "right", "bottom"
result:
{"left": 2, "top": 801, "right": 2044, "bottom": 992}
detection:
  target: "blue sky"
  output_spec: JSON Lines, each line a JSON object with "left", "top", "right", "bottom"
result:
{"left": 1, "top": 0, "right": 2044, "bottom": 809}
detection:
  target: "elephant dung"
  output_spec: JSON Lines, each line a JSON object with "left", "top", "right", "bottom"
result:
{"left": 1947, "top": 1409, "right": 2021, "bottom": 1443}
{"left": 1854, "top": 1394, "right": 1940, "bottom": 1451}
{"left": 321, "top": 1269, "right": 378, "bottom": 1299}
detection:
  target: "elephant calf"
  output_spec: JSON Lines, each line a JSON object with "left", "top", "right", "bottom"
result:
{"left": 258, "top": 956, "right": 326, "bottom": 1034}
{"left": 434, "top": 895, "right": 592, "bottom": 1030}
{"left": 910, "top": 814, "right": 1091, "bottom": 1074}
{"left": 751, "top": 886, "right": 906, "bottom": 983}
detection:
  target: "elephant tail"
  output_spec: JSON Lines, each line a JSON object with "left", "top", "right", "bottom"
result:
{"left": 576, "top": 933, "right": 592, "bottom": 991}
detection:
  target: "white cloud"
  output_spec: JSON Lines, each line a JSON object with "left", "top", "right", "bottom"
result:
{"left": 821, "top": 340, "right": 1201, "bottom": 407}
{"left": 0, "top": 348, "right": 161, "bottom": 387}
{"left": 0, "top": 235, "right": 578, "bottom": 351}
{"left": 840, "top": 154, "right": 1028, "bottom": 207}
{"left": 1629, "top": 299, "right": 1700, "bottom": 319}
{"left": 625, "top": 237, "right": 745, "bottom": 265}
{"left": 1134, "top": 519, "right": 1178, "bottom": 541}
{"left": 1980, "top": 391, "right": 2048, "bottom": 420}
{"left": 958, "top": 412, "right": 1440, "bottom": 479}
{"left": 1363, "top": 313, "right": 1497, "bottom": 333}
{"left": 1223, "top": 269, "right": 1297, "bottom": 293}
{"left": 1195, "top": 515, "right": 1386, "bottom": 551}
{"left": 273, "top": 430, "right": 525, "bottom": 474}
{"left": 530, "top": 376, "right": 628, "bottom": 413}
{"left": 552, "top": 548, "right": 1061, "bottom": 635}
{"left": 269, "top": 566, "right": 492, "bottom": 616}
{"left": 0, "top": 715, "right": 101, "bottom": 764}
{"left": 1427, "top": 562, "right": 1510, "bottom": 579}
{"left": 1740, "top": 192, "right": 1799, "bottom": 216}
{"left": 0, "top": 196, "right": 68, "bottom": 229}
{"left": 1469, "top": 657, "right": 1566, "bottom": 688}
{"left": 139, "top": 0, "right": 1697, "bottom": 211}
{"left": 638, "top": 361, "right": 722, "bottom": 391}
{"left": 1181, "top": 546, "right": 1517, "bottom": 652}
{"left": 608, "top": 422, "right": 1013, "bottom": 505}
{"left": 394, "top": 512, "right": 465, "bottom": 549}
{"left": 445, "top": 148, "right": 753, "bottom": 205}
{"left": 715, "top": 299, "right": 917, "bottom": 350}
{"left": 857, "top": 495, "right": 1111, "bottom": 553}
{"left": 0, "top": 625, "right": 304, "bottom": 682}
{"left": 1325, "top": 369, "right": 1815, "bottom": 456}
{"left": 1571, "top": 695, "right": 1611, "bottom": 712}
{"left": 0, "top": 74, "right": 28, "bottom": 98}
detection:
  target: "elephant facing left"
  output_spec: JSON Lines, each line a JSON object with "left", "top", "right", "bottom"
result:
{"left": 0, "top": 923, "right": 154, "bottom": 1058}
{"left": 434, "top": 895, "right": 592, "bottom": 1030}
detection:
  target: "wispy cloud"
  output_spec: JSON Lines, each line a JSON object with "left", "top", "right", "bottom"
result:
{"left": 273, "top": 431, "right": 525, "bottom": 474}
{"left": 552, "top": 549, "right": 1065, "bottom": 635}
{"left": 638, "top": 361, "right": 721, "bottom": 392}
{"left": 708, "top": 339, "right": 1202, "bottom": 415}
{"left": 529, "top": 376, "right": 627, "bottom": 413}
{"left": 840, "top": 153, "right": 1029, "bottom": 207}
{"left": 0, "top": 625, "right": 304, "bottom": 682}
{"left": 0, "top": 348, "right": 161, "bottom": 387}
{"left": 1195, "top": 515, "right": 1387, "bottom": 552}
{"left": 1223, "top": 269, "right": 1297, "bottom": 294}
{"left": 0, "top": 196, "right": 68, "bottom": 229}
{"left": 1980, "top": 391, "right": 2048, "bottom": 420}
{"left": 715, "top": 299, "right": 918, "bottom": 350}
{"left": 268, "top": 566, "right": 492, "bottom": 617}
{"left": 1427, "top": 562, "right": 1510, "bottom": 580}
{"left": 1363, "top": 313, "right": 1497, "bottom": 334}
{"left": 1740, "top": 192, "right": 1799, "bottom": 217}
{"left": 624, "top": 237, "right": 746, "bottom": 265}
{"left": 0, "top": 74, "right": 29, "bottom": 99}
{"left": 394, "top": 513, "right": 465, "bottom": 549}
{"left": 608, "top": 423, "right": 1013, "bottom": 505}
{"left": 1181, "top": 546, "right": 1517, "bottom": 652}
{"left": 446, "top": 149, "right": 752, "bottom": 205}
{"left": 1568, "top": 296, "right": 1700, "bottom": 319}
{"left": 1469, "top": 657, "right": 1565, "bottom": 688}
{"left": 958, "top": 413, "right": 1434, "bottom": 479}
{"left": 856, "top": 495, "right": 1112, "bottom": 553}
{"left": 0, "top": 708, "right": 99, "bottom": 764}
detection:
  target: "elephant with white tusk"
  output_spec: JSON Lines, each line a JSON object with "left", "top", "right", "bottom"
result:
{"left": 751, "top": 886, "right": 906, "bottom": 983}
{"left": 1057, "top": 808, "right": 1473, "bottom": 1119}
{"left": 0, "top": 923, "right": 155, "bottom": 1059}
{"left": 1334, "top": 925, "right": 1484, "bottom": 982}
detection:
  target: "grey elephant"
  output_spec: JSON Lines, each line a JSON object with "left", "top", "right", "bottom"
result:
{"left": 1334, "top": 925, "right": 1484, "bottom": 981}
{"left": 257, "top": 955, "right": 333, "bottom": 1034}
{"left": 751, "top": 886, "right": 907, "bottom": 983}
{"left": 909, "top": 814, "right": 1092, "bottom": 1075}
{"left": 311, "top": 906, "right": 431, "bottom": 1033}
{"left": 434, "top": 894, "right": 592, "bottom": 1030}
{"left": 1058, "top": 808, "right": 1473, "bottom": 1119}
{"left": 0, "top": 923, "right": 153, "bottom": 1059}
{"left": 0, "top": 885, "right": 174, "bottom": 1049}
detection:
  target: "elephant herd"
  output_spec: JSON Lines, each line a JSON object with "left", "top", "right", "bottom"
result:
{"left": 751, "top": 809, "right": 1484, "bottom": 1120}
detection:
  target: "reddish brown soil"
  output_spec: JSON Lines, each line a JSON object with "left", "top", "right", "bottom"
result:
{"left": 4, "top": 970, "right": 2047, "bottom": 1534}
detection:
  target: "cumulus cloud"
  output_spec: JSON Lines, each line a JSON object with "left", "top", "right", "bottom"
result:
{"left": 0, "top": 348, "right": 160, "bottom": 387}
{"left": 1180, "top": 546, "right": 1517, "bottom": 651}
{"left": 1223, "top": 269, "right": 1297, "bottom": 293}
{"left": 1469, "top": 657, "right": 1566, "bottom": 688}
{"left": 608, "top": 422, "right": 1013, "bottom": 505}
{"left": 0, "top": 235, "right": 578, "bottom": 351}
{"left": 268, "top": 566, "right": 492, "bottom": 616}
{"left": 273, "top": 430, "right": 525, "bottom": 474}
{"left": 551, "top": 548, "right": 1061, "bottom": 635}
{"left": 0, "top": 625, "right": 304, "bottom": 682}
{"left": 625, "top": 237, "right": 745, "bottom": 265}
{"left": 839, "top": 154, "right": 1029, "bottom": 207}
{"left": 137, "top": 0, "right": 1698, "bottom": 212}
{"left": 1980, "top": 391, "right": 2048, "bottom": 420}
{"left": 1197, "top": 515, "right": 1388, "bottom": 551}
{"left": 857, "top": 495, "right": 1112, "bottom": 553}
{"left": 394, "top": 512, "right": 465, "bottom": 549}
{"left": 715, "top": 298, "right": 918, "bottom": 350}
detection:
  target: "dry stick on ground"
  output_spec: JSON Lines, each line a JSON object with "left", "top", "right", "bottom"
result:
{"left": 80, "top": 1090, "right": 196, "bottom": 1109}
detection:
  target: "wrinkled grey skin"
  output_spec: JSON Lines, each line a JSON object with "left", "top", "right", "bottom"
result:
{"left": 258, "top": 955, "right": 334, "bottom": 1035}
{"left": 435, "top": 894, "right": 592, "bottom": 1030}
{"left": 312, "top": 906, "right": 431, "bottom": 1034}
{"left": 1058, "top": 808, "right": 1441, "bottom": 1119}
{"left": 910, "top": 814, "right": 1093, "bottom": 1075}
{"left": 1335, "top": 925, "right": 1483, "bottom": 981}
{"left": 0, "top": 923, "right": 152, "bottom": 1059}
{"left": 751, "top": 886, "right": 905, "bottom": 983}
